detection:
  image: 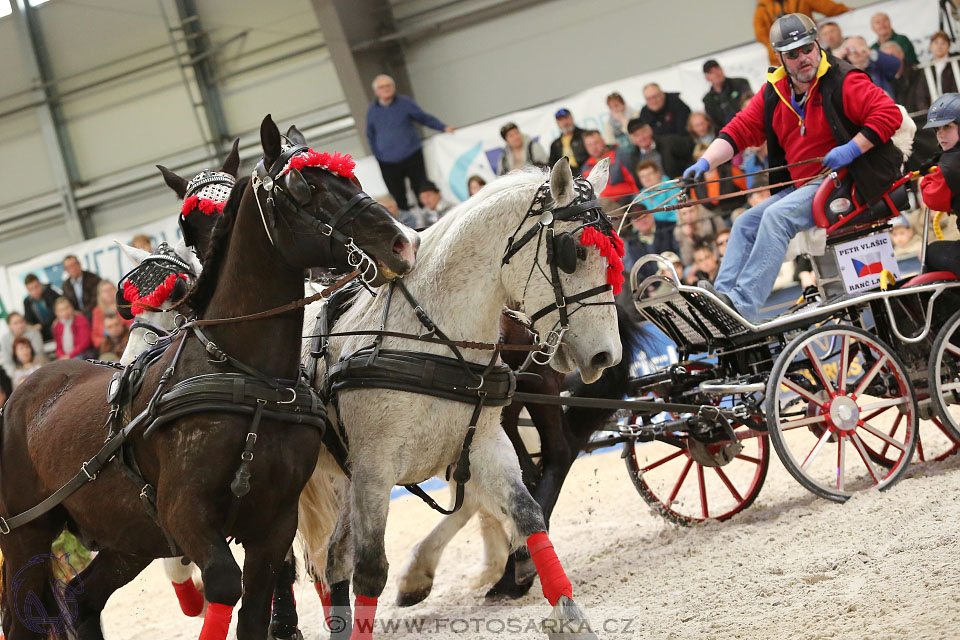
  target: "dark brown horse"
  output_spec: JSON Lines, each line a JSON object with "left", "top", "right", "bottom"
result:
{"left": 0, "top": 114, "right": 417, "bottom": 640}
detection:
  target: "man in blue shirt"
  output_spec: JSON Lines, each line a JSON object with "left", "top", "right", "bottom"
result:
{"left": 366, "top": 74, "right": 455, "bottom": 214}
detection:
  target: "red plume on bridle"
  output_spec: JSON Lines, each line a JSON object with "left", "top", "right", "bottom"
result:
{"left": 580, "top": 225, "right": 626, "bottom": 295}
{"left": 283, "top": 149, "right": 356, "bottom": 179}
{"left": 180, "top": 195, "right": 227, "bottom": 216}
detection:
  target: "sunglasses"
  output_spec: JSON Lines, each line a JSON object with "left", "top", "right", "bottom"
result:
{"left": 783, "top": 42, "right": 817, "bottom": 60}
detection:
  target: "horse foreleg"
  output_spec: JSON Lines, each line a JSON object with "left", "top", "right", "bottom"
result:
{"left": 174, "top": 523, "right": 242, "bottom": 640}
{"left": 163, "top": 557, "right": 205, "bottom": 617}
{"left": 72, "top": 549, "right": 152, "bottom": 640}
{"left": 268, "top": 547, "right": 301, "bottom": 640}
{"left": 236, "top": 516, "right": 298, "bottom": 640}
{"left": 471, "top": 426, "right": 597, "bottom": 639}
{"left": 348, "top": 471, "right": 392, "bottom": 640}
{"left": 395, "top": 486, "right": 480, "bottom": 606}
{"left": 325, "top": 495, "right": 354, "bottom": 640}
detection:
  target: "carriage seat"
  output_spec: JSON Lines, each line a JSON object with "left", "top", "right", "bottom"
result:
{"left": 900, "top": 271, "right": 960, "bottom": 288}
{"left": 812, "top": 169, "right": 910, "bottom": 236}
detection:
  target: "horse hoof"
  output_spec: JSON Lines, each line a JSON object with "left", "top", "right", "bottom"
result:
{"left": 543, "top": 595, "right": 597, "bottom": 639}
{"left": 268, "top": 628, "right": 304, "bottom": 640}
{"left": 515, "top": 557, "right": 537, "bottom": 584}
{"left": 396, "top": 587, "right": 431, "bottom": 607}
{"left": 484, "top": 574, "right": 534, "bottom": 600}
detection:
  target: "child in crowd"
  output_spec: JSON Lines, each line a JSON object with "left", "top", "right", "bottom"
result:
{"left": 52, "top": 296, "right": 95, "bottom": 360}
{"left": 11, "top": 337, "right": 44, "bottom": 388}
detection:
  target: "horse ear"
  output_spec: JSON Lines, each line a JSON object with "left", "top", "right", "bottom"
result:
{"left": 550, "top": 157, "right": 575, "bottom": 207}
{"left": 115, "top": 240, "right": 151, "bottom": 267}
{"left": 585, "top": 156, "right": 610, "bottom": 197}
{"left": 350, "top": 176, "right": 362, "bottom": 190}
{"left": 173, "top": 238, "right": 202, "bottom": 275}
{"left": 260, "top": 114, "right": 282, "bottom": 165}
{"left": 285, "top": 125, "right": 308, "bottom": 146}
{"left": 156, "top": 165, "right": 188, "bottom": 199}
{"left": 220, "top": 138, "right": 240, "bottom": 177}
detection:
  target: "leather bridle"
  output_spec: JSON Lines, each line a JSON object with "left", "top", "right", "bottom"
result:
{"left": 502, "top": 176, "right": 618, "bottom": 364}
{"left": 251, "top": 143, "right": 379, "bottom": 283}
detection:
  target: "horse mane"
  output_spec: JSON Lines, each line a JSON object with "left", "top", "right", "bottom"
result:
{"left": 182, "top": 176, "right": 249, "bottom": 315}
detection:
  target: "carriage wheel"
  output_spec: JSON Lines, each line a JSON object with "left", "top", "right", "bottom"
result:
{"left": 623, "top": 422, "right": 769, "bottom": 525}
{"left": 928, "top": 308, "right": 960, "bottom": 451}
{"left": 863, "top": 405, "right": 960, "bottom": 465}
{"left": 766, "top": 325, "right": 918, "bottom": 502}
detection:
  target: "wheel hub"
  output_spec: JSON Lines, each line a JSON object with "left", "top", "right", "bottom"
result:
{"left": 829, "top": 396, "right": 860, "bottom": 431}
{"left": 687, "top": 438, "right": 743, "bottom": 467}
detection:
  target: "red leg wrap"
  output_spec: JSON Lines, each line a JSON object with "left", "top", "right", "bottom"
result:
{"left": 527, "top": 532, "right": 573, "bottom": 606}
{"left": 197, "top": 602, "right": 233, "bottom": 640}
{"left": 352, "top": 595, "right": 378, "bottom": 640}
{"left": 315, "top": 581, "right": 333, "bottom": 630}
{"left": 172, "top": 579, "right": 205, "bottom": 617}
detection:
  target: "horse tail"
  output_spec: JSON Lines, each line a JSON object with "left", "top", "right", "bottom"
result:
{"left": 297, "top": 450, "right": 342, "bottom": 590}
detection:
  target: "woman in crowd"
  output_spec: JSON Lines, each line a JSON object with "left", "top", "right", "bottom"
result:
{"left": 11, "top": 337, "right": 44, "bottom": 388}
{"left": 53, "top": 296, "right": 96, "bottom": 360}
{"left": 604, "top": 92, "right": 640, "bottom": 151}
{"left": 687, "top": 112, "right": 716, "bottom": 146}
{"left": 930, "top": 31, "right": 958, "bottom": 96}
{"left": 1, "top": 312, "right": 44, "bottom": 377}
{"left": 467, "top": 175, "right": 487, "bottom": 196}
{"left": 90, "top": 280, "right": 131, "bottom": 350}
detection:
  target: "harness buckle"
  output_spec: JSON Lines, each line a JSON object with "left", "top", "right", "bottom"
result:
{"left": 143, "top": 330, "right": 159, "bottom": 346}
{"left": 466, "top": 375, "right": 485, "bottom": 391}
{"left": 0, "top": 517, "right": 10, "bottom": 535}
{"left": 81, "top": 462, "right": 98, "bottom": 482}
{"left": 241, "top": 451, "right": 255, "bottom": 462}
{"left": 278, "top": 388, "right": 297, "bottom": 404}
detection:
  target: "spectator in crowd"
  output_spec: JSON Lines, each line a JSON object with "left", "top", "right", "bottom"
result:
{"left": 835, "top": 36, "right": 901, "bottom": 98}
{"left": 623, "top": 205, "right": 680, "bottom": 278}
{"left": 702, "top": 60, "right": 752, "bottom": 129}
{"left": 818, "top": 21, "right": 845, "bottom": 55}
{"left": 61, "top": 254, "right": 101, "bottom": 319}
{"left": 754, "top": 0, "right": 850, "bottom": 66}
{"left": 687, "top": 112, "right": 716, "bottom": 146}
{"left": 890, "top": 215, "right": 922, "bottom": 257}
{"left": 882, "top": 41, "right": 930, "bottom": 114}
{"left": 0, "top": 367, "right": 11, "bottom": 408}
{"left": 689, "top": 144, "right": 748, "bottom": 215}
{"left": 674, "top": 204, "right": 726, "bottom": 267}
{"left": 417, "top": 181, "right": 455, "bottom": 227}
{"left": 741, "top": 142, "right": 769, "bottom": 187}
{"left": 869, "top": 12, "right": 919, "bottom": 65}
{"left": 627, "top": 120, "right": 693, "bottom": 180}
{"left": 715, "top": 227, "right": 732, "bottom": 258}
{"left": 10, "top": 337, "right": 44, "bottom": 388}
{"left": 377, "top": 195, "right": 418, "bottom": 228}
{"left": 366, "top": 74, "right": 454, "bottom": 214}
{"left": 467, "top": 175, "right": 487, "bottom": 197}
{"left": 99, "top": 313, "right": 131, "bottom": 361}
{"left": 1, "top": 312, "right": 44, "bottom": 378}
{"left": 930, "top": 31, "right": 958, "bottom": 96}
{"left": 130, "top": 233, "right": 154, "bottom": 253}
{"left": 636, "top": 161, "right": 683, "bottom": 225}
{"left": 497, "top": 122, "right": 548, "bottom": 175}
{"left": 688, "top": 242, "right": 721, "bottom": 284}
{"left": 90, "top": 281, "right": 131, "bottom": 350}
{"left": 603, "top": 92, "right": 640, "bottom": 151}
{"left": 639, "top": 83, "right": 692, "bottom": 137}
{"left": 548, "top": 108, "right": 589, "bottom": 174}
{"left": 580, "top": 130, "right": 639, "bottom": 200}
{"left": 659, "top": 250, "right": 685, "bottom": 280}
{"left": 22, "top": 273, "right": 60, "bottom": 341}
{"left": 52, "top": 297, "right": 95, "bottom": 361}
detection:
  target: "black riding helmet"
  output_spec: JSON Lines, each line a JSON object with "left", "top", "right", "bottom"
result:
{"left": 769, "top": 13, "right": 819, "bottom": 54}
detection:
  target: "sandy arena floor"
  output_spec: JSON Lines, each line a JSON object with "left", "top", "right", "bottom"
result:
{"left": 99, "top": 437, "right": 960, "bottom": 640}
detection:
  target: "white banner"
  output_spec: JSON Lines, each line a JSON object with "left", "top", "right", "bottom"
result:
{"left": 3, "top": 216, "right": 182, "bottom": 315}
{"left": 419, "top": 0, "right": 939, "bottom": 204}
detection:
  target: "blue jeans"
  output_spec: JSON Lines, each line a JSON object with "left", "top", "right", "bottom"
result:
{"left": 714, "top": 178, "right": 823, "bottom": 321}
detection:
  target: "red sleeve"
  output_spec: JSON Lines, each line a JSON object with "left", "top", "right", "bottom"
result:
{"left": 69, "top": 314, "right": 92, "bottom": 358}
{"left": 840, "top": 72, "right": 902, "bottom": 145}
{"left": 718, "top": 89, "right": 767, "bottom": 154}
{"left": 921, "top": 169, "right": 955, "bottom": 212}
{"left": 53, "top": 323, "right": 64, "bottom": 359}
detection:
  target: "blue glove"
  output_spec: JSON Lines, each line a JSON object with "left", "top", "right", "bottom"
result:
{"left": 682, "top": 158, "right": 710, "bottom": 183}
{"left": 823, "top": 140, "right": 863, "bottom": 170}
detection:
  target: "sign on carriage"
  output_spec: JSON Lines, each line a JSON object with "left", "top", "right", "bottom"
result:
{"left": 834, "top": 232, "right": 899, "bottom": 294}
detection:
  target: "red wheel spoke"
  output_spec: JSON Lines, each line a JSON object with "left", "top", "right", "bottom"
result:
{"left": 666, "top": 458, "right": 694, "bottom": 507}
{"left": 859, "top": 421, "right": 906, "bottom": 452}
{"left": 850, "top": 433, "right": 881, "bottom": 484}
{"left": 735, "top": 453, "right": 763, "bottom": 464}
{"left": 697, "top": 465, "right": 708, "bottom": 519}
{"left": 854, "top": 355, "right": 887, "bottom": 398}
{"left": 804, "top": 345, "right": 835, "bottom": 396}
{"left": 876, "top": 413, "right": 902, "bottom": 460}
{"left": 714, "top": 466, "right": 744, "bottom": 502}
{"left": 782, "top": 378, "right": 827, "bottom": 407}
{"left": 838, "top": 335, "right": 849, "bottom": 393}
{"left": 641, "top": 448, "right": 685, "bottom": 472}
{"left": 837, "top": 435, "right": 846, "bottom": 492}
{"left": 946, "top": 342, "right": 960, "bottom": 358}
{"left": 780, "top": 414, "right": 827, "bottom": 431}
{"left": 860, "top": 397, "right": 911, "bottom": 414}
{"left": 801, "top": 426, "right": 833, "bottom": 471}
{"left": 916, "top": 431, "right": 926, "bottom": 462}
{"left": 932, "top": 417, "right": 960, "bottom": 444}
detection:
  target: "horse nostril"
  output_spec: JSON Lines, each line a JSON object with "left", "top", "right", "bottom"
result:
{"left": 590, "top": 351, "right": 612, "bottom": 370}
{"left": 392, "top": 233, "right": 417, "bottom": 269}
{"left": 393, "top": 235, "right": 407, "bottom": 255}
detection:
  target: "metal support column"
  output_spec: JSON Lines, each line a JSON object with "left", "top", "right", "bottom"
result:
{"left": 10, "top": 0, "right": 87, "bottom": 241}
{"left": 310, "top": 0, "right": 414, "bottom": 155}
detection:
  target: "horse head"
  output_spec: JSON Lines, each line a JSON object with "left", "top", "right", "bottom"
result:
{"left": 501, "top": 157, "right": 622, "bottom": 383}
{"left": 253, "top": 114, "right": 418, "bottom": 285}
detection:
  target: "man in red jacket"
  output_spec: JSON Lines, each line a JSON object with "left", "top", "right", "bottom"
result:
{"left": 685, "top": 13, "right": 902, "bottom": 321}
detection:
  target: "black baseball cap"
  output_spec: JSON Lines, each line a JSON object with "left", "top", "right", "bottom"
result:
{"left": 418, "top": 180, "right": 440, "bottom": 194}
{"left": 702, "top": 59, "right": 720, "bottom": 73}
{"left": 554, "top": 108, "right": 572, "bottom": 119}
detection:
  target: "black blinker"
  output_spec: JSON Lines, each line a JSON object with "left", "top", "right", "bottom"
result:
{"left": 553, "top": 231, "right": 579, "bottom": 274}
{"left": 284, "top": 168, "right": 312, "bottom": 205}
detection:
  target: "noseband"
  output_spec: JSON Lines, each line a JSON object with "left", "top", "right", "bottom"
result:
{"left": 252, "top": 144, "right": 378, "bottom": 283}
{"left": 502, "top": 176, "right": 623, "bottom": 364}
